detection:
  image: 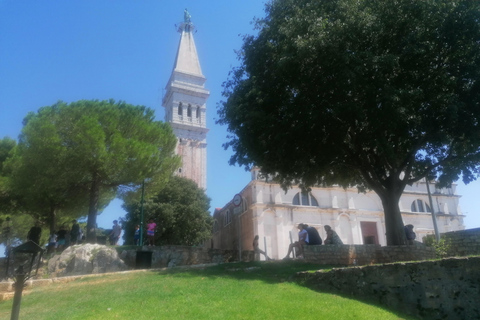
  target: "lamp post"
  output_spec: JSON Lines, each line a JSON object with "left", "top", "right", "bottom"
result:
{"left": 7, "top": 240, "right": 44, "bottom": 320}
{"left": 139, "top": 180, "right": 145, "bottom": 247}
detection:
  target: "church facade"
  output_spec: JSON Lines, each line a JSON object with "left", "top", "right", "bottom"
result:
{"left": 211, "top": 168, "right": 465, "bottom": 260}
{"left": 162, "top": 14, "right": 209, "bottom": 190}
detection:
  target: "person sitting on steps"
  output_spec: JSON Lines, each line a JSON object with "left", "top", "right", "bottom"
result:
{"left": 284, "top": 223, "right": 309, "bottom": 259}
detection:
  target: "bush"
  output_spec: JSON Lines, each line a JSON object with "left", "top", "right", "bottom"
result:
{"left": 424, "top": 235, "right": 451, "bottom": 258}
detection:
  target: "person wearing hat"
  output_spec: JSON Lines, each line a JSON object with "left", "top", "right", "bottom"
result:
{"left": 283, "top": 223, "right": 309, "bottom": 259}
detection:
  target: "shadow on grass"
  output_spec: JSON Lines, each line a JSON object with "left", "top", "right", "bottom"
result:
{"left": 155, "top": 260, "right": 329, "bottom": 283}
{"left": 152, "top": 260, "right": 414, "bottom": 320}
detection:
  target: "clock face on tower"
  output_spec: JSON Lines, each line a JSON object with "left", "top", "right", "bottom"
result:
{"left": 233, "top": 194, "right": 242, "bottom": 207}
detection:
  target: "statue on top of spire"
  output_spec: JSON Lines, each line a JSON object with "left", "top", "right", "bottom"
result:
{"left": 184, "top": 8, "right": 192, "bottom": 24}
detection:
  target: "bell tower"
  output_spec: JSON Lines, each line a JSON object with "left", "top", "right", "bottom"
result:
{"left": 162, "top": 9, "right": 209, "bottom": 189}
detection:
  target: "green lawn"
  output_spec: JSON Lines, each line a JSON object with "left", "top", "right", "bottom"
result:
{"left": 0, "top": 261, "right": 412, "bottom": 319}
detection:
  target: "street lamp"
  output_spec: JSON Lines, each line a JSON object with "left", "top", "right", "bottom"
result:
{"left": 6, "top": 240, "right": 44, "bottom": 320}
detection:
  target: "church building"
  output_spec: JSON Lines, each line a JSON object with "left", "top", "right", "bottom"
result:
{"left": 162, "top": 12, "right": 466, "bottom": 260}
{"left": 162, "top": 11, "right": 209, "bottom": 190}
{"left": 211, "top": 169, "right": 465, "bottom": 260}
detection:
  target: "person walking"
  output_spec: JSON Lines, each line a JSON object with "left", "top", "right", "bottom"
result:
{"left": 253, "top": 235, "right": 272, "bottom": 260}
{"left": 109, "top": 220, "right": 122, "bottom": 245}
{"left": 27, "top": 221, "right": 42, "bottom": 246}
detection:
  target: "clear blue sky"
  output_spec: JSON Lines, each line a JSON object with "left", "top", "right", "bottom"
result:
{"left": 0, "top": 0, "right": 478, "bottom": 234}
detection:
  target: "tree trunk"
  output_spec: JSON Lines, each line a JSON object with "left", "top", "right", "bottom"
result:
{"left": 86, "top": 176, "right": 100, "bottom": 243}
{"left": 379, "top": 189, "right": 407, "bottom": 246}
{"left": 48, "top": 208, "right": 56, "bottom": 235}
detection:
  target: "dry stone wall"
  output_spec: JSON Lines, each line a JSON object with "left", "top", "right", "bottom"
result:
{"left": 442, "top": 227, "right": 480, "bottom": 257}
{"left": 304, "top": 243, "right": 436, "bottom": 265}
{"left": 120, "top": 246, "right": 254, "bottom": 269}
{"left": 120, "top": 244, "right": 436, "bottom": 269}
{"left": 292, "top": 257, "right": 480, "bottom": 320}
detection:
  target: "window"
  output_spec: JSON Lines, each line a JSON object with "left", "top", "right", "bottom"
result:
{"left": 187, "top": 104, "right": 192, "bottom": 117}
{"left": 213, "top": 220, "right": 219, "bottom": 233}
{"left": 224, "top": 210, "right": 232, "bottom": 226}
{"left": 196, "top": 106, "right": 200, "bottom": 118}
{"left": 411, "top": 199, "right": 431, "bottom": 213}
{"left": 292, "top": 192, "right": 318, "bottom": 206}
{"left": 178, "top": 103, "right": 183, "bottom": 115}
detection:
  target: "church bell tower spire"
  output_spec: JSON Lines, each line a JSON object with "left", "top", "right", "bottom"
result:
{"left": 162, "top": 9, "right": 209, "bottom": 190}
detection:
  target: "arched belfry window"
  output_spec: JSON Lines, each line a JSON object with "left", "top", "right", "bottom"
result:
{"left": 292, "top": 191, "right": 318, "bottom": 206}
{"left": 196, "top": 106, "right": 200, "bottom": 119}
{"left": 411, "top": 199, "right": 431, "bottom": 213}
{"left": 178, "top": 103, "right": 183, "bottom": 115}
{"left": 187, "top": 104, "right": 192, "bottom": 117}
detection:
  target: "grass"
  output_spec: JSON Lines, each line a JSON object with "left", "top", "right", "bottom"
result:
{"left": 0, "top": 261, "right": 413, "bottom": 320}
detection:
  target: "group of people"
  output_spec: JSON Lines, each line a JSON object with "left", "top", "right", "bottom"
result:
{"left": 253, "top": 223, "right": 344, "bottom": 260}
{"left": 133, "top": 218, "right": 157, "bottom": 246}
{"left": 255, "top": 223, "right": 416, "bottom": 260}
{"left": 23, "top": 217, "right": 160, "bottom": 252}
{"left": 283, "top": 223, "right": 343, "bottom": 259}
{"left": 41, "top": 220, "right": 84, "bottom": 255}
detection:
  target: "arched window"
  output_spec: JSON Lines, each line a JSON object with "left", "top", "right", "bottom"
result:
{"left": 224, "top": 210, "right": 232, "bottom": 226}
{"left": 187, "top": 104, "right": 192, "bottom": 117}
{"left": 292, "top": 192, "right": 318, "bottom": 206}
{"left": 411, "top": 199, "right": 431, "bottom": 213}
{"left": 213, "top": 220, "right": 219, "bottom": 233}
{"left": 178, "top": 103, "right": 183, "bottom": 115}
{"left": 196, "top": 106, "right": 200, "bottom": 118}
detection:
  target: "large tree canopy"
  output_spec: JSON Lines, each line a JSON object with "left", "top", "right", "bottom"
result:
{"left": 122, "top": 176, "right": 212, "bottom": 246}
{"left": 7, "top": 100, "right": 180, "bottom": 242}
{"left": 218, "top": 0, "right": 480, "bottom": 245}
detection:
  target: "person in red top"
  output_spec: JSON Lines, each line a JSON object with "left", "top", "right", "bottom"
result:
{"left": 146, "top": 218, "right": 156, "bottom": 246}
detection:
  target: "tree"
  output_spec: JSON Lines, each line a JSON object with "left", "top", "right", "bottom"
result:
{"left": 0, "top": 138, "right": 47, "bottom": 247}
{"left": 7, "top": 100, "right": 180, "bottom": 242}
{"left": 0, "top": 137, "right": 16, "bottom": 213}
{"left": 0, "top": 137, "right": 32, "bottom": 247}
{"left": 218, "top": 0, "right": 480, "bottom": 245}
{"left": 122, "top": 176, "right": 212, "bottom": 246}
{"left": 5, "top": 120, "right": 93, "bottom": 234}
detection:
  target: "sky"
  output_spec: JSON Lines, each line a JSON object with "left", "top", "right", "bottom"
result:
{"left": 0, "top": 0, "right": 479, "bottom": 236}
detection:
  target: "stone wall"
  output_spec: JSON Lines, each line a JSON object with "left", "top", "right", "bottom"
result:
{"left": 119, "top": 244, "right": 437, "bottom": 269}
{"left": 304, "top": 243, "right": 436, "bottom": 266}
{"left": 442, "top": 227, "right": 480, "bottom": 257}
{"left": 292, "top": 257, "right": 480, "bottom": 320}
{"left": 119, "top": 246, "right": 255, "bottom": 269}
